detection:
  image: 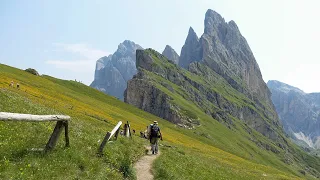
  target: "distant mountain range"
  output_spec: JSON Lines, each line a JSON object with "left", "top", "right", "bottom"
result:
{"left": 268, "top": 80, "right": 320, "bottom": 149}
{"left": 91, "top": 9, "right": 283, "bottom": 142}
{"left": 90, "top": 41, "right": 180, "bottom": 100}
{"left": 87, "top": 8, "right": 320, "bottom": 177}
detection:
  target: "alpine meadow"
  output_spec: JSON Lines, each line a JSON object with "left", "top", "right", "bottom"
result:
{"left": 1, "top": 2, "right": 320, "bottom": 180}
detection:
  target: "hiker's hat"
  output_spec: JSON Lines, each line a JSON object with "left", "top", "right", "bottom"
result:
{"left": 154, "top": 121, "right": 158, "bottom": 124}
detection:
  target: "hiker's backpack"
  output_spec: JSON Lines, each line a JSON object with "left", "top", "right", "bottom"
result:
{"left": 150, "top": 125, "right": 160, "bottom": 138}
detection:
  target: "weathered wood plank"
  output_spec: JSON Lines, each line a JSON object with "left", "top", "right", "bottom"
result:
{"left": 110, "top": 121, "right": 122, "bottom": 136}
{"left": 98, "top": 121, "right": 122, "bottom": 154}
{"left": 98, "top": 132, "right": 111, "bottom": 154}
{"left": 114, "top": 128, "right": 120, "bottom": 140}
{"left": 0, "top": 112, "right": 70, "bottom": 122}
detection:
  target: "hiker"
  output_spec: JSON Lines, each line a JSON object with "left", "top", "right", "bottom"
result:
{"left": 144, "top": 126, "right": 149, "bottom": 139}
{"left": 143, "top": 131, "right": 147, "bottom": 139}
{"left": 148, "top": 121, "right": 162, "bottom": 154}
{"left": 9, "top": 81, "right": 14, "bottom": 87}
{"left": 140, "top": 131, "right": 144, "bottom": 138}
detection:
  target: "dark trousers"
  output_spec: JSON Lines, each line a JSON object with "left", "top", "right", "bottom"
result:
{"left": 150, "top": 137, "right": 159, "bottom": 153}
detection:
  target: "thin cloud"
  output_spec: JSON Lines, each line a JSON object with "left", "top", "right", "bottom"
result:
{"left": 52, "top": 43, "right": 109, "bottom": 60}
{"left": 46, "top": 60, "right": 93, "bottom": 73}
{"left": 45, "top": 43, "right": 109, "bottom": 72}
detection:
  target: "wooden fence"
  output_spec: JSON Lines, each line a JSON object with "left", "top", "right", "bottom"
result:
{"left": 1, "top": 112, "right": 134, "bottom": 155}
{"left": 0, "top": 112, "right": 70, "bottom": 152}
{"left": 98, "top": 121, "right": 132, "bottom": 155}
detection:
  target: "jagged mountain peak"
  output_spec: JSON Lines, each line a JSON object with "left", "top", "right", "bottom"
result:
{"left": 164, "top": 44, "right": 173, "bottom": 50}
{"left": 204, "top": 9, "right": 226, "bottom": 35}
{"left": 203, "top": 9, "right": 244, "bottom": 48}
{"left": 120, "top": 40, "right": 140, "bottom": 48}
{"left": 162, "top": 45, "right": 179, "bottom": 64}
{"left": 204, "top": 9, "right": 239, "bottom": 34}
{"left": 205, "top": 9, "right": 224, "bottom": 20}
{"left": 180, "top": 9, "right": 270, "bottom": 107}
{"left": 116, "top": 40, "right": 142, "bottom": 56}
{"left": 179, "top": 27, "right": 202, "bottom": 68}
{"left": 188, "top": 26, "right": 197, "bottom": 36}
{"left": 185, "top": 27, "right": 199, "bottom": 43}
{"left": 91, "top": 40, "right": 142, "bottom": 100}
{"left": 228, "top": 20, "right": 239, "bottom": 30}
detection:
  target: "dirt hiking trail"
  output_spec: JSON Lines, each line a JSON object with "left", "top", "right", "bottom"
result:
{"left": 134, "top": 146, "right": 160, "bottom": 180}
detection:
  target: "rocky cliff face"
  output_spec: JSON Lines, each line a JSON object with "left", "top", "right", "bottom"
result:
{"left": 268, "top": 80, "right": 320, "bottom": 149}
{"left": 125, "top": 49, "right": 191, "bottom": 126}
{"left": 179, "top": 10, "right": 273, "bottom": 112}
{"left": 162, "top": 45, "right": 179, "bottom": 64}
{"left": 179, "top": 27, "right": 202, "bottom": 69}
{"left": 90, "top": 40, "right": 142, "bottom": 100}
{"left": 126, "top": 48, "right": 285, "bottom": 143}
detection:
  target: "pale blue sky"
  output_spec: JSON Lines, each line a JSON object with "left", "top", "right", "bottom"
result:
{"left": 1, "top": 0, "right": 319, "bottom": 93}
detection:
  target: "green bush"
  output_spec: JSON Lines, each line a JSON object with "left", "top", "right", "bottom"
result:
{"left": 25, "top": 68, "right": 39, "bottom": 76}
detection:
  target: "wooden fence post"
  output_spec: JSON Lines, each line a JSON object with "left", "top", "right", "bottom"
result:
{"left": 127, "top": 121, "right": 132, "bottom": 138}
{"left": 124, "top": 121, "right": 131, "bottom": 138}
{"left": 124, "top": 124, "right": 128, "bottom": 137}
{"left": 114, "top": 128, "right": 120, "bottom": 140}
{"left": 64, "top": 121, "right": 70, "bottom": 147}
{"left": 98, "top": 132, "right": 112, "bottom": 155}
{"left": 45, "top": 121, "right": 64, "bottom": 151}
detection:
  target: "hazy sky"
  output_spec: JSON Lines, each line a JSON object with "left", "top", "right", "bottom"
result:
{"left": 1, "top": 0, "right": 319, "bottom": 93}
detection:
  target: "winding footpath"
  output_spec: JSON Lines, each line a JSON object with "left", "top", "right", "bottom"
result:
{"left": 134, "top": 147, "right": 160, "bottom": 180}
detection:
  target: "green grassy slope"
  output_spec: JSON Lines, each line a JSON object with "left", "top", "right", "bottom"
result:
{"left": 0, "top": 63, "right": 318, "bottom": 179}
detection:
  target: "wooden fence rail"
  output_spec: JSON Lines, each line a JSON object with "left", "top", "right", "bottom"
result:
{"left": 0, "top": 112, "right": 70, "bottom": 152}
{"left": 98, "top": 121, "right": 122, "bottom": 155}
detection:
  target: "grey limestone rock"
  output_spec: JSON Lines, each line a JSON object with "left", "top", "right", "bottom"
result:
{"left": 90, "top": 40, "right": 142, "bottom": 100}
{"left": 268, "top": 80, "right": 320, "bottom": 149}
{"left": 179, "top": 27, "right": 202, "bottom": 69}
{"left": 179, "top": 9, "right": 272, "bottom": 110}
{"left": 162, "top": 45, "right": 180, "bottom": 64}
